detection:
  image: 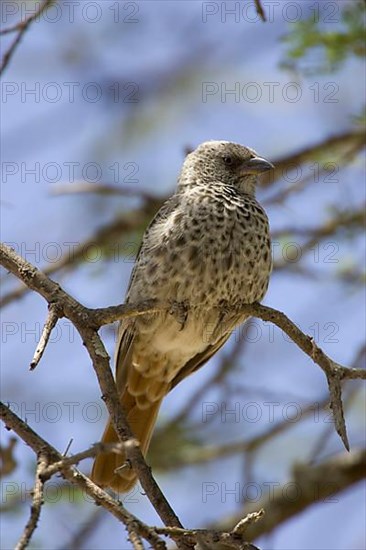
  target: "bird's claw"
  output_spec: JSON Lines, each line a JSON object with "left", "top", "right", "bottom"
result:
{"left": 169, "top": 300, "right": 189, "bottom": 330}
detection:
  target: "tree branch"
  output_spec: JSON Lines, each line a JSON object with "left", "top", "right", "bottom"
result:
{"left": 215, "top": 448, "right": 366, "bottom": 541}
{"left": 154, "top": 510, "right": 264, "bottom": 549}
{"left": 15, "top": 453, "right": 48, "bottom": 550}
{"left": 43, "top": 440, "right": 138, "bottom": 478}
{"left": 261, "top": 129, "right": 366, "bottom": 187}
{"left": 254, "top": 0, "right": 266, "bottom": 21}
{"left": 0, "top": 243, "right": 194, "bottom": 550}
{"left": 1, "top": 242, "right": 364, "bottom": 458}
{"left": 243, "top": 304, "right": 365, "bottom": 450}
{"left": 0, "top": 401, "right": 263, "bottom": 550}
{"left": 0, "top": 197, "right": 160, "bottom": 308}
{"left": 0, "top": 402, "right": 170, "bottom": 550}
{"left": 155, "top": 398, "right": 330, "bottom": 471}
{"left": 1, "top": 130, "right": 364, "bottom": 309}
{"left": 29, "top": 303, "right": 60, "bottom": 370}
{"left": 0, "top": 0, "right": 55, "bottom": 76}
{"left": 91, "top": 300, "right": 365, "bottom": 451}
{"left": 1, "top": 229, "right": 364, "bottom": 547}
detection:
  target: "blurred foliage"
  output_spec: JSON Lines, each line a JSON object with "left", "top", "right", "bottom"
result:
{"left": 149, "top": 420, "right": 201, "bottom": 471}
{"left": 0, "top": 476, "right": 85, "bottom": 515}
{"left": 351, "top": 106, "right": 366, "bottom": 128}
{"left": 281, "top": 0, "right": 366, "bottom": 74}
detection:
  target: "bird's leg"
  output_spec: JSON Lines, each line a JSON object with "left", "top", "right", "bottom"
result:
{"left": 213, "top": 299, "right": 236, "bottom": 339}
{"left": 169, "top": 299, "right": 190, "bottom": 331}
{"left": 217, "top": 299, "right": 231, "bottom": 319}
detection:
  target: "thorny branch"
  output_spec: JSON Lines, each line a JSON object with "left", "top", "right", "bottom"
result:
{"left": 240, "top": 304, "right": 365, "bottom": 450}
{"left": 0, "top": 402, "right": 167, "bottom": 550}
{"left": 154, "top": 510, "right": 264, "bottom": 549}
{"left": 3, "top": 395, "right": 364, "bottom": 549}
{"left": 0, "top": 244, "right": 194, "bottom": 550}
{"left": 0, "top": 240, "right": 365, "bottom": 548}
{"left": 0, "top": 401, "right": 265, "bottom": 550}
{"left": 1, "top": 241, "right": 364, "bottom": 451}
{"left": 308, "top": 345, "right": 366, "bottom": 463}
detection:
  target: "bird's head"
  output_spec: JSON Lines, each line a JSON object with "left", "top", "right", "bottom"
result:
{"left": 178, "top": 140, "right": 274, "bottom": 196}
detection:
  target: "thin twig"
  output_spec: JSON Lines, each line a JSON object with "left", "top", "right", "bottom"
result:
{"left": 44, "top": 440, "right": 138, "bottom": 477}
{"left": 243, "top": 303, "right": 365, "bottom": 450}
{"left": 1, "top": 22, "right": 26, "bottom": 36}
{"left": 308, "top": 345, "right": 366, "bottom": 462}
{"left": 308, "top": 386, "right": 360, "bottom": 463}
{"left": 30, "top": 303, "right": 59, "bottom": 370}
{"left": 0, "top": 402, "right": 169, "bottom": 550}
{"left": 0, "top": 0, "right": 54, "bottom": 76}
{"left": 254, "top": 0, "right": 267, "bottom": 21}
{"left": 15, "top": 453, "right": 48, "bottom": 550}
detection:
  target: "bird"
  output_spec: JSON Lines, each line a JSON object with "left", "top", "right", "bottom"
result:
{"left": 91, "top": 140, "right": 273, "bottom": 492}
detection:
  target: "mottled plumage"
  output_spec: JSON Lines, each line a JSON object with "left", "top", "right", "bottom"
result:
{"left": 91, "top": 141, "right": 273, "bottom": 491}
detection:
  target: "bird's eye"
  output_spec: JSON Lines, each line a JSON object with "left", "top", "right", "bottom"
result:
{"left": 223, "top": 156, "right": 233, "bottom": 166}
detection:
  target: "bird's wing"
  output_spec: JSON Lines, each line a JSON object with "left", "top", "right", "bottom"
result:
{"left": 125, "top": 194, "right": 181, "bottom": 298}
{"left": 115, "top": 194, "right": 181, "bottom": 387}
{"left": 115, "top": 322, "right": 135, "bottom": 390}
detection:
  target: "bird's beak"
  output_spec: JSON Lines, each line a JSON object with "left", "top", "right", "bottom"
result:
{"left": 241, "top": 156, "right": 274, "bottom": 175}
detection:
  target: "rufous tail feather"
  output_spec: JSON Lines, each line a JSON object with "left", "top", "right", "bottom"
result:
{"left": 91, "top": 389, "right": 161, "bottom": 493}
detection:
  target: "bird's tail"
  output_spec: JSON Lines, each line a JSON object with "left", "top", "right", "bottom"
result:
{"left": 91, "top": 388, "right": 161, "bottom": 493}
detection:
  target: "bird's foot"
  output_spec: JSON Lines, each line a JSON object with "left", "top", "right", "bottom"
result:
{"left": 217, "top": 299, "right": 231, "bottom": 315}
{"left": 169, "top": 300, "right": 190, "bottom": 330}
